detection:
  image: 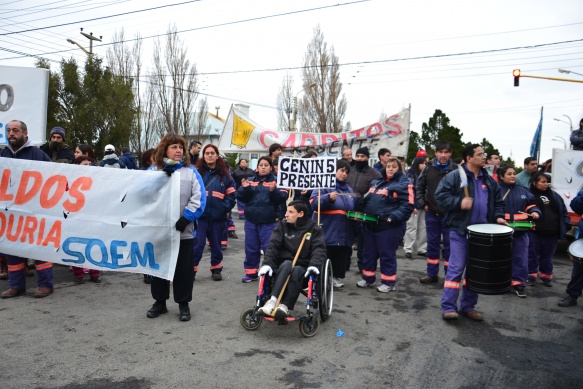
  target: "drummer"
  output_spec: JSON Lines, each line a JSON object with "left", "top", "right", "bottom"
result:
{"left": 435, "top": 144, "right": 505, "bottom": 321}
{"left": 356, "top": 157, "right": 414, "bottom": 292}
{"left": 558, "top": 190, "right": 583, "bottom": 308}
{"left": 497, "top": 165, "right": 541, "bottom": 298}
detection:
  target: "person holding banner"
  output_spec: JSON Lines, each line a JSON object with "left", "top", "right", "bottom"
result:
{"left": 357, "top": 157, "right": 414, "bottom": 292}
{"left": 146, "top": 133, "right": 206, "bottom": 322}
{"left": 310, "top": 159, "right": 356, "bottom": 288}
{"left": 0, "top": 120, "right": 54, "bottom": 298}
{"left": 237, "top": 156, "right": 288, "bottom": 283}
{"left": 192, "top": 144, "right": 236, "bottom": 282}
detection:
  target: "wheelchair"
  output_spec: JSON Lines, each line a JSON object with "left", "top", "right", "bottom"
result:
{"left": 239, "top": 258, "right": 334, "bottom": 337}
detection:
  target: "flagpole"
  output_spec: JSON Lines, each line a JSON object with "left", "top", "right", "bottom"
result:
{"left": 538, "top": 106, "right": 543, "bottom": 164}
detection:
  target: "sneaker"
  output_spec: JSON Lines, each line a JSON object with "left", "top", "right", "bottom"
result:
{"left": 74, "top": 277, "right": 85, "bottom": 284}
{"left": 221, "top": 245, "right": 227, "bottom": 250}
{"left": 513, "top": 287, "right": 527, "bottom": 298}
{"left": 442, "top": 311, "right": 458, "bottom": 320}
{"left": 274, "top": 303, "right": 289, "bottom": 319}
{"left": 212, "top": 273, "right": 222, "bottom": 281}
{"left": 419, "top": 275, "right": 438, "bottom": 284}
{"left": 258, "top": 299, "right": 276, "bottom": 316}
{"left": 143, "top": 274, "right": 153, "bottom": 284}
{"left": 356, "top": 279, "right": 375, "bottom": 288}
{"left": 0, "top": 288, "right": 26, "bottom": 299}
{"left": 377, "top": 284, "right": 396, "bottom": 293}
{"left": 352, "top": 243, "right": 358, "bottom": 251}
{"left": 147, "top": 301, "right": 168, "bottom": 318}
{"left": 242, "top": 275, "right": 258, "bottom": 283}
{"left": 525, "top": 278, "right": 536, "bottom": 287}
{"left": 34, "top": 287, "right": 53, "bottom": 298}
{"left": 541, "top": 279, "right": 552, "bottom": 287}
{"left": 462, "top": 310, "right": 484, "bottom": 322}
{"left": 558, "top": 295, "right": 577, "bottom": 307}
{"left": 417, "top": 251, "right": 428, "bottom": 257}
{"left": 405, "top": 252, "right": 412, "bottom": 259}
{"left": 333, "top": 278, "right": 344, "bottom": 288}
{"left": 228, "top": 232, "right": 238, "bottom": 239}
{"left": 179, "top": 303, "right": 191, "bottom": 322}
{"left": 90, "top": 276, "right": 102, "bottom": 283}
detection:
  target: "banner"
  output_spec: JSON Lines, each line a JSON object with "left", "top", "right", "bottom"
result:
{"left": 552, "top": 148, "right": 583, "bottom": 214}
{"left": 218, "top": 105, "right": 411, "bottom": 158}
{"left": 0, "top": 159, "right": 181, "bottom": 280}
{"left": 277, "top": 157, "right": 336, "bottom": 190}
{"left": 0, "top": 66, "right": 49, "bottom": 146}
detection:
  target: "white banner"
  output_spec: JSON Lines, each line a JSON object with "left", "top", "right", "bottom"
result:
{"left": 0, "top": 66, "right": 49, "bottom": 146}
{"left": 277, "top": 157, "right": 336, "bottom": 190}
{"left": 552, "top": 148, "right": 583, "bottom": 214}
{"left": 0, "top": 159, "right": 181, "bottom": 280}
{"left": 217, "top": 105, "right": 411, "bottom": 158}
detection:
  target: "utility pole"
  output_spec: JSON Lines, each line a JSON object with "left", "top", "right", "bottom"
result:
{"left": 67, "top": 28, "right": 102, "bottom": 59}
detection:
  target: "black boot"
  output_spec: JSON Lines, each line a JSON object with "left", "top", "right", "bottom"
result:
{"left": 147, "top": 301, "right": 168, "bottom": 318}
{"left": 179, "top": 303, "right": 191, "bottom": 322}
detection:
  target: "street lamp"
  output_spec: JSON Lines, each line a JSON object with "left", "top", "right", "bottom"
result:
{"left": 292, "top": 82, "right": 317, "bottom": 131}
{"left": 552, "top": 136, "right": 567, "bottom": 149}
{"left": 558, "top": 68, "right": 583, "bottom": 77}
{"left": 554, "top": 117, "right": 573, "bottom": 132}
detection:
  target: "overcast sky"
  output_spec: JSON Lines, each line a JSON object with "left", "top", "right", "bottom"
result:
{"left": 1, "top": 0, "right": 582, "bottom": 162}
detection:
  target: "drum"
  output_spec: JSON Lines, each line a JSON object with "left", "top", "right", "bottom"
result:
{"left": 346, "top": 211, "right": 378, "bottom": 223}
{"left": 466, "top": 224, "right": 513, "bottom": 295}
{"left": 507, "top": 220, "right": 535, "bottom": 231}
{"left": 567, "top": 240, "right": 583, "bottom": 264}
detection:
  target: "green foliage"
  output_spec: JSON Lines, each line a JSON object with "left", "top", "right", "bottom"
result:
{"left": 36, "top": 56, "right": 135, "bottom": 158}
{"left": 407, "top": 131, "right": 422, "bottom": 164}
{"left": 420, "top": 109, "right": 464, "bottom": 159}
{"left": 224, "top": 153, "right": 238, "bottom": 171}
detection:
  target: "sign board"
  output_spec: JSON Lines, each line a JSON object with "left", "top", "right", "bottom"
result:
{"left": 277, "top": 157, "right": 336, "bottom": 190}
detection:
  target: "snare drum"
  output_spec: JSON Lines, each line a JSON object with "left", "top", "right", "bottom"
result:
{"left": 346, "top": 211, "right": 378, "bottom": 223}
{"left": 568, "top": 240, "right": 583, "bottom": 264}
{"left": 507, "top": 220, "right": 535, "bottom": 231}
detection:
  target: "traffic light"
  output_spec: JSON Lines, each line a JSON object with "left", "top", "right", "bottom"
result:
{"left": 513, "top": 69, "right": 520, "bottom": 87}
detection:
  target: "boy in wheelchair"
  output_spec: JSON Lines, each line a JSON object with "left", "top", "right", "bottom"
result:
{"left": 257, "top": 200, "right": 327, "bottom": 319}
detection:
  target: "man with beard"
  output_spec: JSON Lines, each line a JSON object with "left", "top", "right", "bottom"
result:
{"left": 0, "top": 120, "right": 55, "bottom": 298}
{"left": 40, "top": 126, "right": 74, "bottom": 163}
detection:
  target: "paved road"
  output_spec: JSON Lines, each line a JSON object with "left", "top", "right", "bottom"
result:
{"left": 1, "top": 218, "right": 582, "bottom": 388}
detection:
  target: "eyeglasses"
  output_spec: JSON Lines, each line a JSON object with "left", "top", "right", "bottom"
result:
{"left": 474, "top": 153, "right": 486, "bottom": 157}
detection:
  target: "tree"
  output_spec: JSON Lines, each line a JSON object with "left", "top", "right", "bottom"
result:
{"left": 297, "top": 25, "right": 347, "bottom": 133}
{"left": 193, "top": 97, "right": 210, "bottom": 141}
{"left": 151, "top": 25, "right": 199, "bottom": 136}
{"left": 407, "top": 131, "right": 423, "bottom": 164}
{"left": 35, "top": 59, "right": 65, "bottom": 134}
{"left": 421, "top": 109, "right": 464, "bottom": 159}
{"left": 276, "top": 73, "right": 294, "bottom": 131}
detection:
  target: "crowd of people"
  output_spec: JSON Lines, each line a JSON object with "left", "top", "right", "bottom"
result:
{"left": 2, "top": 119, "right": 583, "bottom": 324}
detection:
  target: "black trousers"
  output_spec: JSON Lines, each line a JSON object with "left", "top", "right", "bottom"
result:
{"left": 327, "top": 245, "right": 351, "bottom": 279}
{"left": 272, "top": 260, "right": 306, "bottom": 310}
{"left": 151, "top": 239, "right": 194, "bottom": 304}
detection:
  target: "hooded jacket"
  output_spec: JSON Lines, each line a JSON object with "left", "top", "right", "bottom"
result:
{"left": 236, "top": 172, "right": 288, "bottom": 225}
{"left": 1, "top": 139, "right": 51, "bottom": 161}
{"left": 415, "top": 158, "right": 457, "bottom": 215}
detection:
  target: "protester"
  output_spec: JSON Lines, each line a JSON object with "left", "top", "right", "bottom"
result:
{"left": 497, "top": 165, "right": 541, "bottom": 298}
{"left": 140, "top": 148, "right": 156, "bottom": 171}
{"left": 515, "top": 157, "right": 539, "bottom": 188}
{"left": 74, "top": 144, "right": 98, "bottom": 165}
{"left": 146, "top": 133, "right": 206, "bottom": 322}
{"left": 346, "top": 147, "right": 382, "bottom": 272}
{"left": 257, "top": 200, "right": 326, "bottom": 318}
{"left": 269, "top": 143, "right": 283, "bottom": 162}
{"left": 293, "top": 151, "right": 318, "bottom": 220}
{"left": 415, "top": 140, "right": 457, "bottom": 284}
{"left": 310, "top": 159, "right": 356, "bottom": 288}
{"left": 232, "top": 159, "right": 255, "bottom": 219}
{"left": 189, "top": 140, "right": 202, "bottom": 165}
{"left": 569, "top": 117, "right": 583, "bottom": 150}
{"left": 435, "top": 144, "right": 505, "bottom": 321}
{"left": 404, "top": 157, "right": 427, "bottom": 259}
{"left": 236, "top": 156, "right": 288, "bottom": 282}
{"left": 341, "top": 147, "right": 356, "bottom": 167}
{"left": 558, "top": 190, "right": 583, "bottom": 307}
{"left": 99, "top": 145, "right": 127, "bottom": 168}
{"left": 487, "top": 153, "right": 501, "bottom": 182}
{"left": 373, "top": 148, "right": 391, "bottom": 173}
{"left": 528, "top": 172, "right": 570, "bottom": 288}
{"left": 416, "top": 149, "right": 428, "bottom": 158}
{"left": 357, "top": 157, "right": 414, "bottom": 292}
{"left": 119, "top": 147, "right": 137, "bottom": 169}
{"left": 0, "top": 120, "right": 54, "bottom": 298}
{"left": 192, "top": 145, "right": 236, "bottom": 282}
{"left": 40, "top": 126, "right": 74, "bottom": 163}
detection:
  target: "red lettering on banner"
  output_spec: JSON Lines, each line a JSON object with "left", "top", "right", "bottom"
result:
{"left": 37, "top": 218, "right": 46, "bottom": 245}
{"left": 0, "top": 214, "right": 61, "bottom": 248}
{"left": 64, "top": 177, "right": 92, "bottom": 212}
{"left": 300, "top": 134, "right": 317, "bottom": 147}
{"left": 0, "top": 170, "right": 14, "bottom": 201}
{"left": 281, "top": 134, "right": 297, "bottom": 149}
{"left": 15, "top": 171, "right": 43, "bottom": 205}
{"left": 366, "top": 123, "right": 383, "bottom": 137}
{"left": 43, "top": 221, "right": 61, "bottom": 248}
{"left": 6, "top": 214, "right": 23, "bottom": 242}
{"left": 258, "top": 130, "right": 280, "bottom": 148}
{"left": 20, "top": 216, "right": 38, "bottom": 244}
{"left": 385, "top": 114, "right": 403, "bottom": 137}
{"left": 349, "top": 127, "right": 366, "bottom": 138}
{"left": 39, "top": 175, "right": 67, "bottom": 209}
{"left": 321, "top": 134, "right": 339, "bottom": 145}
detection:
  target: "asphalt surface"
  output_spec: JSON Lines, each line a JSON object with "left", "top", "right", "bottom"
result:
{"left": 1, "top": 217, "right": 582, "bottom": 389}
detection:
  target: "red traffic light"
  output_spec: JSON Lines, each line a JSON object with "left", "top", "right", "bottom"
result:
{"left": 513, "top": 69, "right": 520, "bottom": 87}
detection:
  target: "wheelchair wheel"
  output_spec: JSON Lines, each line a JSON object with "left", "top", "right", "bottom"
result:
{"left": 299, "top": 317, "right": 320, "bottom": 338}
{"left": 240, "top": 308, "right": 263, "bottom": 331}
{"left": 318, "top": 258, "right": 334, "bottom": 322}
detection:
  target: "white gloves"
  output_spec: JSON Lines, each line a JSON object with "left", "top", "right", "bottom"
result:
{"left": 258, "top": 265, "right": 273, "bottom": 277}
{"left": 304, "top": 266, "right": 320, "bottom": 278}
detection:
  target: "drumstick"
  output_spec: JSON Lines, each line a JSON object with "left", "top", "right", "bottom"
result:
{"left": 502, "top": 189, "right": 511, "bottom": 201}
{"left": 334, "top": 193, "right": 361, "bottom": 197}
{"left": 518, "top": 211, "right": 534, "bottom": 217}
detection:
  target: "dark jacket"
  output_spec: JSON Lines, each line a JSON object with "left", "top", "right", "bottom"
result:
{"left": 373, "top": 161, "right": 384, "bottom": 174}
{"left": 1, "top": 139, "right": 51, "bottom": 161}
{"left": 360, "top": 170, "right": 414, "bottom": 231}
{"left": 262, "top": 218, "right": 326, "bottom": 270}
{"left": 571, "top": 191, "right": 583, "bottom": 237}
{"left": 310, "top": 179, "right": 356, "bottom": 247}
{"left": 40, "top": 142, "right": 74, "bottom": 163}
{"left": 570, "top": 129, "right": 583, "bottom": 151}
{"left": 498, "top": 182, "right": 541, "bottom": 233}
{"left": 99, "top": 154, "right": 127, "bottom": 168}
{"left": 199, "top": 166, "right": 236, "bottom": 221}
{"left": 236, "top": 172, "right": 288, "bottom": 225}
{"left": 406, "top": 168, "right": 422, "bottom": 209}
{"left": 434, "top": 166, "right": 504, "bottom": 235}
{"left": 416, "top": 158, "right": 457, "bottom": 215}
{"left": 346, "top": 164, "right": 381, "bottom": 197}
{"left": 119, "top": 152, "right": 137, "bottom": 170}
{"left": 531, "top": 187, "right": 570, "bottom": 239}
{"left": 232, "top": 167, "right": 255, "bottom": 188}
